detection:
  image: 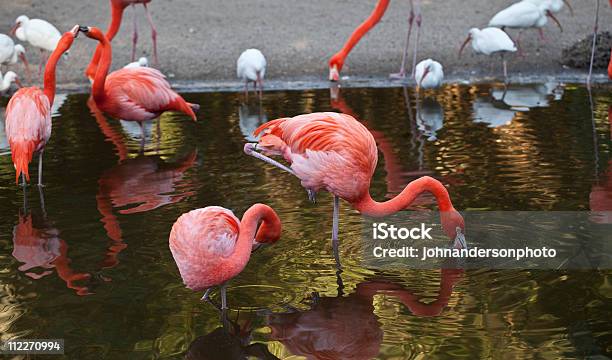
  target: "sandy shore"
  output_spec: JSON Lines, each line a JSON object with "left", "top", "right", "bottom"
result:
{"left": 1, "top": 0, "right": 611, "bottom": 87}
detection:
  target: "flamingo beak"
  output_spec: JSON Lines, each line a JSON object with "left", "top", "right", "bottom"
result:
{"left": 70, "top": 24, "right": 80, "bottom": 37}
{"left": 563, "top": 0, "right": 574, "bottom": 16}
{"left": 546, "top": 11, "right": 563, "bottom": 32}
{"left": 329, "top": 64, "right": 340, "bottom": 82}
{"left": 458, "top": 36, "right": 471, "bottom": 57}
{"left": 9, "top": 23, "right": 20, "bottom": 36}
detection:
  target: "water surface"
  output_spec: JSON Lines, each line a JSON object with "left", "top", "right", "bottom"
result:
{"left": 0, "top": 83, "right": 611, "bottom": 359}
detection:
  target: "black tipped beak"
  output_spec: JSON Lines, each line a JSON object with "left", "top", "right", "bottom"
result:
{"left": 78, "top": 26, "right": 90, "bottom": 33}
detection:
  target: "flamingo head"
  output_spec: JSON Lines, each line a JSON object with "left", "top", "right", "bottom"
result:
{"left": 440, "top": 209, "right": 467, "bottom": 249}
{"left": 328, "top": 53, "right": 344, "bottom": 82}
{"left": 458, "top": 29, "right": 477, "bottom": 57}
{"left": 10, "top": 15, "right": 28, "bottom": 36}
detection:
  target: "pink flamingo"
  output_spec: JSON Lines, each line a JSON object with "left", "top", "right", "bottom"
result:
{"left": 78, "top": 26, "right": 197, "bottom": 148}
{"left": 244, "top": 112, "right": 465, "bottom": 266}
{"left": 169, "top": 204, "right": 282, "bottom": 309}
{"left": 5, "top": 26, "right": 78, "bottom": 186}
{"left": 85, "top": 0, "right": 158, "bottom": 81}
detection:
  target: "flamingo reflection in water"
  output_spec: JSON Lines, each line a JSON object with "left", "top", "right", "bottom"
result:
{"left": 12, "top": 188, "right": 91, "bottom": 295}
{"left": 589, "top": 108, "right": 612, "bottom": 224}
{"left": 87, "top": 97, "right": 197, "bottom": 269}
{"left": 267, "top": 269, "right": 463, "bottom": 359}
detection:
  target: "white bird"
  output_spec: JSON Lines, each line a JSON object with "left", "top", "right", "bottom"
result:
{"left": 491, "top": 82, "right": 564, "bottom": 110}
{"left": 0, "top": 71, "right": 20, "bottom": 93}
{"left": 459, "top": 27, "right": 517, "bottom": 81}
{"left": 11, "top": 15, "right": 62, "bottom": 74}
{"left": 525, "top": 0, "right": 573, "bottom": 14}
{"left": 414, "top": 59, "right": 444, "bottom": 89}
{"left": 0, "top": 34, "right": 28, "bottom": 72}
{"left": 123, "top": 57, "right": 149, "bottom": 69}
{"left": 489, "top": 0, "right": 563, "bottom": 47}
{"left": 237, "top": 49, "right": 266, "bottom": 99}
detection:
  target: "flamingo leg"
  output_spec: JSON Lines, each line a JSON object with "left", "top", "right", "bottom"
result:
{"left": 201, "top": 288, "right": 213, "bottom": 301}
{"left": 390, "top": 0, "right": 415, "bottom": 79}
{"left": 220, "top": 284, "right": 228, "bottom": 310}
{"left": 37, "top": 150, "right": 44, "bottom": 187}
{"left": 243, "top": 144, "right": 296, "bottom": 176}
{"left": 38, "top": 185, "right": 47, "bottom": 219}
{"left": 132, "top": 4, "right": 139, "bottom": 62}
{"left": 21, "top": 173, "right": 27, "bottom": 188}
{"left": 332, "top": 195, "right": 342, "bottom": 268}
{"left": 587, "top": 0, "right": 601, "bottom": 86}
{"left": 410, "top": 0, "right": 422, "bottom": 77}
{"left": 143, "top": 3, "right": 158, "bottom": 65}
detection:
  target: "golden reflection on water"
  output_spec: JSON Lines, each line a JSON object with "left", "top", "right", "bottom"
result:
{"left": 0, "top": 84, "right": 610, "bottom": 359}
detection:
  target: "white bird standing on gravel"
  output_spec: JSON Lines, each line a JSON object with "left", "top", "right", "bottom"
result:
{"left": 124, "top": 57, "right": 149, "bottom": 69}
{"left": 414, "top": 59, "right": 443, "bottom": 89}
{"left": 0, "top": 34, "right": 28, "bottom": 73}
{"left": 237, "top": 49, "right": 266, "bottom": 99}
{"left": 489, "top": 0, "right": 563, "bottom": 50}
{"left": 10, "top": 15, "right": 62, "bottom": 74}
{"left": 0, "top": 71, "right": 20, "bottom": 93}
{"left": 459, "top": 27, "right": 517, "bottom": 82}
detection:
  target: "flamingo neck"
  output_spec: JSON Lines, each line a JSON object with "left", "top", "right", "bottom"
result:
{"left": 43, "top": 41, "right": 68, "bottom": 105}
{"left": 85, "top": 3, "right": 124, "bottom": 80}
{"left": 227, "top": 204, "right": 281, "bottom": 275}
{"left": 352, "top": 176, "right": 454, "bottom": 216}
{"left": 330, "top": 0, "right": 390, "bottom": 70}
{"left": 91, "top": 32, "right": 112, "bottom": 104}
{"left": 608, "top": 48, "right": 612, "bottom": 80}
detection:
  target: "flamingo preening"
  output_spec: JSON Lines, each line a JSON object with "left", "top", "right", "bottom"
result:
{"left": 5, "top": 26, "right": 78, "bottom": 186}
{"left": 244, "top": 112, "right": 465, "bottom": 267}
{"left": 78, "top": 26, "right": 198, "bottom": 148}
{"left": 169, "top": 204, "right": 282, "bottom": 309}
{"left": 85, "top": 0, "right": 158, "bottom": 81}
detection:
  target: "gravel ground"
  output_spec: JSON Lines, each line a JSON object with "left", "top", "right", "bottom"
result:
{"left": 1, "top": 0, "right": 611, "bottom": 87}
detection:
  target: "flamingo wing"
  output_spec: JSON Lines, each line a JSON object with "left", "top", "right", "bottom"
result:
{"left": 5, "top": 87, "right": 51, "bottom": 182}
{"left": 254, "top": 112, "right": 378, "bottom": 201}
{"left": 169, "top": 207, "right": 241, "bottom": 290}
{"left": 103, "top": 67, "right": 195, "bottom": 121}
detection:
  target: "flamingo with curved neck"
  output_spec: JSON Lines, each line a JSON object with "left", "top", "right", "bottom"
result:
{"left": 328, "top": 0, "right": 390, "bottom": 81}
{"left": 85, "top": 0, "right": 157, "bottom": 81}
{"left": 169, "top": 204, "right": 282, "bottom": 309}
{"left": 78, "top": 26, "right": 198, "bottom": 148}
{"left": 5, "top": 26, "right": 78, "bottom": 185}
{"left": 244, "top": 112, "right": 465, "bottom": 267}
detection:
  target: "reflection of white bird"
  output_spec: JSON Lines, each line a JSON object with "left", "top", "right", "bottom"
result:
{"left": 472, "top": 98, "right": 517, "bottom": 128}
{"left": 0, "top": 115, "right": 8, "bottom": 151}
{"left": 0, "top": 71, "right": 20, "bottom": 93}
{"left": 123, "top": 57, "right": 148, "bottom": 69}
{"left": 491, "top": 82, "right": 564, "bottom": 110}
{"left": 237, "top": 49, "right": 266, "bottom": 99}
{"left": 416, "top": 97, "right": 444, "bottom": 141}
{"left": 11, "top": 15, "right": 62, "bottom": 74}
{"left": 0, "top": 34, "right": 28, "bottom": 71}
{"left": 120, "top": 120, "right": 153, "bottom": 141}
{"left": 239, "top": 103, "right": 267, "bottom": 142}
{"left": 415, "top": 59, "right": 444, "bottom": 89}
{"left": 459, "top": 27, "right": 517, "bottom": 80}
{"left": 51, "top": 93, "right": 67, "bottom": 117}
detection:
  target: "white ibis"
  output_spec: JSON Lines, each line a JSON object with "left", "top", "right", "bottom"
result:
{"left": 0, "top": 71, "right": 20, "bottom": 93}
{"left": 459, "top": 27, "right": 518, "bottom": 81}
{"left": 237, "top": 49, "right": 266, "bottom": 99}
{"left": 414, "top": 59, "right": 444, "bottom": 89}
{"left": 123, "top": 56, "right": 148, "bottom": 69}
{"left": 0, "top": 34, "right": 28, "bottom": 74}
{"left": 489, "top": 0, "right": 563, "bottom": 54}
{"left": 10, "top": 15, "right": 62, "bottom": 74}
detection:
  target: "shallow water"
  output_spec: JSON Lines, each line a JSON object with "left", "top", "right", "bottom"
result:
{"left": 0, "top": 83, "right": 611, "bottom": 359}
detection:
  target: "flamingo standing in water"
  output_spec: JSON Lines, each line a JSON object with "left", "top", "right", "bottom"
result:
{"left": 78, "top": 26, "right": 198, "bottom": 148}
{"left": 5, "top": 26, "right": 78, "bottom": 186}
{"left": 86, "top": 0, "right": 158, "bottom": 80}
{"left": 169, "top": 204, "right": 282, "bottom": 308}
{"left": 244, "top": 112, "right": 465, "bottom": 267}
